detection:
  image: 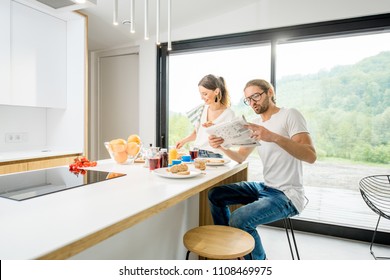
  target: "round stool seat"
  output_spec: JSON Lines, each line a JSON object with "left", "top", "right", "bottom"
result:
{"left": 183, "top": 225, "right": 255, "bottom": 259}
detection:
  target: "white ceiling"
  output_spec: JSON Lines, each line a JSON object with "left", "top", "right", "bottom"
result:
{"left": 80, "top": 0, "right": 259, "bottom": 51}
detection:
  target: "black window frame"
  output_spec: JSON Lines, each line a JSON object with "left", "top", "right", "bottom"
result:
{"left": 156, "top": 13, "right": 390, "bottom": 244}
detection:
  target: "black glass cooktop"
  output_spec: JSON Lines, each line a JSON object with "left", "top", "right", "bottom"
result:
{"left": 0, "top": 167, "right": 126, "bottom": 201}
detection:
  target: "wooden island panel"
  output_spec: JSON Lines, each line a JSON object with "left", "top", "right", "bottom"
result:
{"left": 0, "top": 154, "right": 81, "bottom": 175}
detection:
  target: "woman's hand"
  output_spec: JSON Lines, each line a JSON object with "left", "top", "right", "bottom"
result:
{"left": 176, "top": 130, "right": 197, "bottom": 149}
{"left": 175, "top": 140, "right": 184, "bottom": 149}
{"left": 202, "top": 121, "right": 214, "bottom": 128}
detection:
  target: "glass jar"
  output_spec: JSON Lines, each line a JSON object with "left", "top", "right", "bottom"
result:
{"left": 160, "top": 148, "right": 168, "bottom": 168}
{"left": 144, "top": 145, "right": 160, "bottom": 168}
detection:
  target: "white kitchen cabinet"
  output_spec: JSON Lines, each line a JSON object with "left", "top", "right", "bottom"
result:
{"left": 10, "top": 1, "right": 67, "bottom": 108}
{"left": 0, "top": 0, "right": 11, "bottom": 104}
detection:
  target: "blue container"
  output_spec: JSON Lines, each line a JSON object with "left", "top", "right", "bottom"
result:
{"left": 172, "top": 160, "right": 182, "bottom": 165}
{"left": 181, "top": 155, "right": 191, "bottom": 162}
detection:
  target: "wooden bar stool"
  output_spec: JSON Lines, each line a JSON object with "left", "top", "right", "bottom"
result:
{"left": 183, "top": 225, "right": 255, "bottom": 260}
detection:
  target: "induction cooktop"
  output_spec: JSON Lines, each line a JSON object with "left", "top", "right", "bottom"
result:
{"left": 0, "top": 167, "right": 126, "bottom": 201}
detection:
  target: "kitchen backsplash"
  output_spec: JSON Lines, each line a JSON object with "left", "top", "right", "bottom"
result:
{"left": 0, "top": 105, "right": 46, "bottom": 152}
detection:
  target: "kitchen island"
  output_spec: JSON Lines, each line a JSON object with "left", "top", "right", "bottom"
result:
{"left": 0, "top": 159, "right": 248, "bottom": 260}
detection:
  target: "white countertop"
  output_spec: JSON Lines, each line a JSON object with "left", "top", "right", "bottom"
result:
{"left": 0, "top": 149, "right": 82, "bottom": 163}
{"left": 0, "top": 159, "right": 247, "bottom": 259}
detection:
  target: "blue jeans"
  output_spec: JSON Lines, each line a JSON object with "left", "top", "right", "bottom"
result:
{"left": 198, "top": 149, "right": 223, "bottom": 158}
{"left": 208, "top": 181, "right": 299, "bottom": 260}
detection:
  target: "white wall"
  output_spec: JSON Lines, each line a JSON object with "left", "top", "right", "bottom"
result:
{"left": 134, "top": 0, "right": 390, "bottom": 146}
{"left": 172, "top": 0, "right": 390, "bottom": 41}
{"left": 0, "top": 105, "right": 46, "bottom": 152}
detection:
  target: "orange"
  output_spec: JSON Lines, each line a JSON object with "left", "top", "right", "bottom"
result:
{"left": 126, "top": 142, "right": 140, "bottom": 157}
{"left": 113, "top": 151, "right": 128, "bottom": 164}
{"left": 127, "top": 134, "right": 141, "bottom": 145}
{"left": 110, "top": 138, "right": 127, "bottom": 153}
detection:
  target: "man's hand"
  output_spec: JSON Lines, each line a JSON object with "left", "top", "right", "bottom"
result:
{"left": 245, "top": 123, "right": 316, "bottom": 164}
{"left": 208, "top": 135, "right": 224, "bottom": 149}
{"left": 245, "top": 123, "right": 277, "bottom": 142}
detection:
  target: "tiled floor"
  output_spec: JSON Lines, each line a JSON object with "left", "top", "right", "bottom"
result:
{"left": 259, "top": 225, "right": 390, "bottom": 260}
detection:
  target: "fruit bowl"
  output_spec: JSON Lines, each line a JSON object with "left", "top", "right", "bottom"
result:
{"left": 104, "top": 141, "right": 142, "bottom": 164}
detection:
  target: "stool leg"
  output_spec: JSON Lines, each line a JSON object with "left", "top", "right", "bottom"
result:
{"left": 186, "top": 250, "right": 191, "bottom": 260}
{"left": 284, "top": 218, "right": 300, "bottom": 260}
{"left": 283, "top": 219, "right": 295, "bottom": 259}
{"left": 288, "top": 218, "right": 300, "bottom": 260}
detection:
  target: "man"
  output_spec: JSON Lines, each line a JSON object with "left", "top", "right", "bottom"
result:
{"left": 208, "top": 79, "right": 316, "bottom": 260}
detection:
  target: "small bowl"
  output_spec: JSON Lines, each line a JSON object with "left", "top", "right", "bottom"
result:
{"left": 104, "top": 141, "right": 142, "bottom": 164}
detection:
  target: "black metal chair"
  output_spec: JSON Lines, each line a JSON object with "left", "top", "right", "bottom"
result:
{"left": 359, "top": 175, "right": 390, "bottom": 260}
{"left": 283, "top": 218, "right": 300, "bottom": 260}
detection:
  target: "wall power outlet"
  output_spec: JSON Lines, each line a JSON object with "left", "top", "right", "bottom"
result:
{"left": 5, "top": 132, "right": 28, "bottom": 143}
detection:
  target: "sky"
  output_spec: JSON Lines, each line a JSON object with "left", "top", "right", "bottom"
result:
{"left": 169, "top": 32, "right": 390, "bottom": 113}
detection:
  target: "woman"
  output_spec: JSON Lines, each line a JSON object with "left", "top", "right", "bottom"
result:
{"left": 176, "top": 74, "right": 235, "bottom": 157}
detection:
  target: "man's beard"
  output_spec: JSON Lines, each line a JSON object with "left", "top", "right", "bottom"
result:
{"left": 253, "top": 98, "right": 269, "bottom": 114}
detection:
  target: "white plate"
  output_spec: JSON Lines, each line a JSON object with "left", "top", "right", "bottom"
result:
{"left": 153, "top": 168, "right": 201, "bottom": 179}
{"left": 199, "top": 158, "right": 231, "bottom": 166}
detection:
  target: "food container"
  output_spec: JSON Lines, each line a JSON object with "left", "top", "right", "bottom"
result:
{"left": 181, "top": 155, "right": 191, "bottom": 162}
{"left": 104, "top": 142, "right": 142, "bottom": 164}
{"left": 194, "top": 158, "right": 207, "bottom": 171}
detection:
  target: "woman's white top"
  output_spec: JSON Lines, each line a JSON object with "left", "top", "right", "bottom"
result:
{"left": 194, "top": 105, "right": 235, "bottom": 153}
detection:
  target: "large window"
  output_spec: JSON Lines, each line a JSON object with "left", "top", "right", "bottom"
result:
{"left": 157, "top": 14, "right": 390, "bottom": 243}
{"left": 168, "top": 45, "right": 270, "bottom": 148}
{"left": 275, "top": 33, "right": 390, "bottom": 232}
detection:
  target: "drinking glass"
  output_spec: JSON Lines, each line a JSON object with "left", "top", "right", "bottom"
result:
{"left": 144, "top": 146, "right": 160, "bottom": 168}
{"left": 148, "top": 157, "right": 161, "bottom": 171}
{"left": 189, "top": 146, "right": 199, "bottom": 161}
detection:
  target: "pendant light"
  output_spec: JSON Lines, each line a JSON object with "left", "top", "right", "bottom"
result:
{"left": 156, "top": 0, "right": 160, "bottom": 45}
{"left": 167, "top": 0, "right": 172, "bottom": 50}
{"left": 144, "top": 0, "right": 149, "bottom": 40}
{"left": 113, "top": 0, "right": 171, "bottom": 50}
{"left": 130, "top": 0, "right": 135, "bottom": 33}
{"left": 113, "top": 0, "right": 118, "bottom": 25}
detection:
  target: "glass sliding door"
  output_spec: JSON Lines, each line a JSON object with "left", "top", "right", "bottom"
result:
{"left": 275, "top": 32, "right": 390, "bottom": 232}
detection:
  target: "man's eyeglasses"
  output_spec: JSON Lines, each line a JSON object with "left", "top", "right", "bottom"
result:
{"left": 243, "top": 91, "right": 266, "bottom": 106}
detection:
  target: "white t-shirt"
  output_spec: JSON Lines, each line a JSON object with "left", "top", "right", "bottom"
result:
{"left": 194, "top": 105, "right": 235, "bottom": 153}
{"left": 254, "top": 107, "right": 309, "bottom": 213}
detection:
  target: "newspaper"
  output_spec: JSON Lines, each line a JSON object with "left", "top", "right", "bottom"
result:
{"left": 205, "top": 115, "right": 260, "bottom": 147}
